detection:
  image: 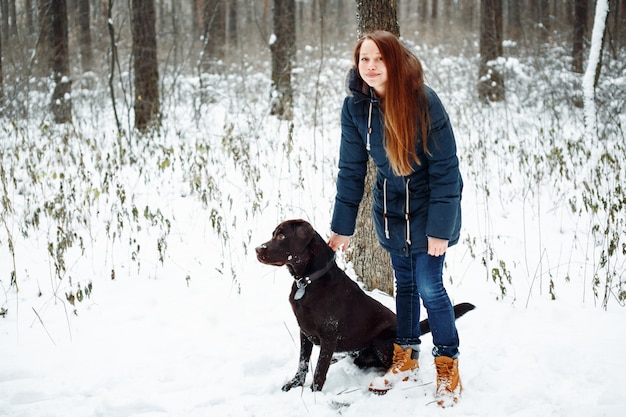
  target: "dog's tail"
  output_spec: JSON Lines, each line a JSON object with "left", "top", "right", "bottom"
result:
{"left": 419, "top": 302, "right": 475, "bottom": 335}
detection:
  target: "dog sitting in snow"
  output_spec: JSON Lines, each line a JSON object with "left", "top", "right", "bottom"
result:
{"left": 256, "top": 219, "right": 474, "bottom": 391}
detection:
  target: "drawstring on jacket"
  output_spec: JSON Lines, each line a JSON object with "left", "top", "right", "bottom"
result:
{"left": 381, "top": 178, "right": 412, "bottom": 246}
{"left": 366, "top": 100, "right": 373, "bottom": 151}
{"left": 405, "top": 179, "right": 411, "bottom": 245}
{"left": 383, "top": 178, "right": 389, "bottom": 239}
{"left": 367, "top": 96, "right": 412, "bottom": 248}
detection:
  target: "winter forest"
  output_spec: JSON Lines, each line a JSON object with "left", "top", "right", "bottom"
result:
{"left": 1, "top": 1, "right": 626, "bottom": 415}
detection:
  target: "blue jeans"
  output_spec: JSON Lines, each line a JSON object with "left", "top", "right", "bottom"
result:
{"left": 390, "top": 252, "right": 460, "bottom": 358}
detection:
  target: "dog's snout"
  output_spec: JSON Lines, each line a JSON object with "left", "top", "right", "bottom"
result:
{"left": 255, "top": 243, "right": 267, "bottom": 253}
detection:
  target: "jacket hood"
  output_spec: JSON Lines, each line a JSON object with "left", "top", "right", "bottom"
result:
{"left": 345, "top": 67, "right": 372, "bottom": 103}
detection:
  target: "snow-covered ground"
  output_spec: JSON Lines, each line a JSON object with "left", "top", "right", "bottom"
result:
{"left": 2, "top": 18, "right": 626, "bottom": 417}
{"left": 2, "top": 250, "right": 625, "bottom": 417}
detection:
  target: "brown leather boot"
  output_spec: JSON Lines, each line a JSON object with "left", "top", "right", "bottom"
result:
{"left": 369, "top": 343, "right": 419, "bottom": 394}
{"left": 435, "top": 356, "right": 462, "bottom": 407}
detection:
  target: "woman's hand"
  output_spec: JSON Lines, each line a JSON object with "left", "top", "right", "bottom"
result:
{"left": 328, "top": 233, "right": 351, "bottom": 252}
{"left": 427, "top": 237, "right": 449, "bottom": 257}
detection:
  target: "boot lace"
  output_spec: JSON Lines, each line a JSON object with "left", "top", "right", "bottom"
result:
{"left": 391, "top": 347, "right": 411, "bottom": 373}
{"left": 435, "top": 360, "right": 453, "bottom": 386}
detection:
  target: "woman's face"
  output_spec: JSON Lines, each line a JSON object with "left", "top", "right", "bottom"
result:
{"left": 358, "top": 39, "right": 388, "bottom": 97}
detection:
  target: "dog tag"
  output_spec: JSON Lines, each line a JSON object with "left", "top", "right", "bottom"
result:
{"left": 294, "top": 286, "right": 306, "bottom": 300}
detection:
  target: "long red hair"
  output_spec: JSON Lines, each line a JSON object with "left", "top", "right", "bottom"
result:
{"left": 353, "top": 31, "right": 429, "bottom": 176}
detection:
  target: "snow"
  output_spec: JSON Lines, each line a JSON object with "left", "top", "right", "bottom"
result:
{"left": 2, "top": 32, "right": 626, "bottom": 417}
{"left": 2, "top": 261, "right": 625, "bottom": 416}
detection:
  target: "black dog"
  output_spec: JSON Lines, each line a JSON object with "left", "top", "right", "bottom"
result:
{"left": 256, "top": 219, "right": 474, "bottom": 392}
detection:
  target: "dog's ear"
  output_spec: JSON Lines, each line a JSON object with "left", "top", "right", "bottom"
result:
{"left": 291, "top": 220, "right": 315, "bottom": 253}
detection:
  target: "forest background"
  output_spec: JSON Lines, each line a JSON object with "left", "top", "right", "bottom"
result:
{"left": 1, "top": 0, "right": 625, "bottom": 318}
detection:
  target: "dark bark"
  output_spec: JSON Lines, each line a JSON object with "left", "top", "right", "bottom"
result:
{"left": 106, "top": 0, "right": 122, "bottom": 134}
{"left": 616, "top": 0, "right": 626, "bottom": 47}
{"left": 478, "top": 0, "right": 504, "bottom": 102}
{"left": 507, "top": 0, "right": 522, "bottom": 42}
{"left": 572, "top": 0, "right": 588, "bottom": 74}
{"left": 356, "top": 0, "right": 399, "bottom": 37}
{"left": 228, "top": 0, "right": 238, "bottom": 50}
{"left": 48, "top": 0, "right": 72, "bottom": 123}
{"left": 25, "top": 0, "right": 36, "bottom": 36}
{"left": 77, "top": 0, "right": 92, "bottom": 72}
{"left": 269, "top": 0, "right": 295, "bottom": 120}
{"left": 131, "top": 0, "right": 160, "bottom": 130}
{"left": 1, "top": 1, "right": 9, "bottom": 42}
{"left": 0, "top": 14, "right": 3, "bottom": 109}
{"left": 201, "top": 0, "right": 226, "bottom": 72}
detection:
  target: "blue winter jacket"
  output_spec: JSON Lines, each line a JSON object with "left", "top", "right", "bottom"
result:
{"left": 330, "top": 69, "right": 463, "bottom": 256}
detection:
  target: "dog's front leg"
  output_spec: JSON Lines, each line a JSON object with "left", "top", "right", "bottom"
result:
{"left": 282, "top": 332, "right": 314, "bottom": 391}
{"left": 311, "top": 339, "right": 338, "bottom": 391}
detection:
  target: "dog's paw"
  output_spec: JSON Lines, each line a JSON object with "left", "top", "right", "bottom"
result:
{"left": 310, "top": 382, "right": 323, "bottom": 392}
{"left": 282, "top": 376, "right": 306, "bottom": 392}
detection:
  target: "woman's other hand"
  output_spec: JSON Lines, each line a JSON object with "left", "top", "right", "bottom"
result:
{"left": 428, "top": 237, "right": 449, "bottom": 257}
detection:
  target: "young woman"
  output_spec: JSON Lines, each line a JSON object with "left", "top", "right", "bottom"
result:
{"left": 327, "top": 31, "right": 464, "bottom": 406}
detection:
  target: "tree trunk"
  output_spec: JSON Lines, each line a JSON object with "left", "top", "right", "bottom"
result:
{"left": 460, "top": 0, "right": 476, "bottom": 29}
{"left": 507, "top": 0, "right": 522, "bottom": 42}
{"left": 494, "top": 0, "right": 503, "bottom": 56}
{"left": 350, "top": 0, "right": 399, "bottom": 296}
{"left": 572, "top": 0, "right": 588, "bottom": 73}
{"left": 77, "top": 0, "right": 92, "bottom": 72}
{"left": 106, "top": 0, "right": 122, "bottom": 134}
{"left": 48, "top": 0, "right": 72, "bottom": 123}
{"left": 539, "top": 0, "right": 550, "bottom": 40}
{"left": 478, "top": 0, "right": 504, "bottom": 102}
{"left": 25, "top": 0, "right": 36, "bottom": 36}
{"left": 621, "top": 0, "right": 626, "bottom": 46}
{"left": 0, "top": 16, "right": 3, "bottom": 109}
{"left": 228, "top": 0, "right": 238, "bottom": 50}
{"left": 131, "top": 0, "right": 159, "bottom": 130}
{"left": 355, "top": 0, "right": 399, "bottom": 37}
{"left": 444, "top": 0, "right": 452, "bottom": 20}
{"left": 1, "top": 0, "right": 17, "bottom": 39}
{"left": 1, "top": 1, "right": 8, "bottom": 41}
{"left": 201, "top": 0, "right": 226, "bottom": 72}
{"left": 192, "top": 0, "right": 202, "bottom": 37}
{"left": 269, "top": 0, "right": 295, "bottom": 120}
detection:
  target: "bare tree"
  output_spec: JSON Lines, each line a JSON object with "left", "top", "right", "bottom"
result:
{"left": 431, "top": 0, "right": 438, "bottom": 19}
{"left": 478, "top": 0, "right": 504, "bottom": 102}
{"left": 1, "top": 0, "right": 17, "bottom": 39}
{"left": 106, "top": 0, "right": 122, "bottom": 133}
{"left": 1, "top": 1, "right": 8, "bottom": 42}
{"left": 572, "top": 0, "right": 588, "bottom": 73}
{"left": 507, "top": 0, "right": 522, "bottom": 42}
{"left": 192, "top": 0, "right": 202, "bottom": 36}
{"left": 201, "top": 0, "right": 226, "bottom": 72}
{"left": 269, "top": 0, "right": 295, "bottom": 120}
{"left": 228, "top": 0, "right": 238, "bottom": 50}
{"left": 77, "top": 0, "right": 93, "bottom": 72}
{"left": 349, "top": 0, "right": 399, "bottom": 296}
{"left": 25, "top": 0, "right": 36, "bottom": 36}
{"left": 418, "top": 0, "right": 427, "bottom": 18}
{"left": 47, "top": 0, "right": 72, "bottom": 123}
{"left": 620, "top": 0, "right": 626, "bottom": 46}
{"left": 0, "top": 16, "right": 3, "bottom": 109}
{"left": 131, "top": 0, "right": 160, "bottom": 130}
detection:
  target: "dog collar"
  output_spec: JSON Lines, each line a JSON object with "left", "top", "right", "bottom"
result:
{"left": 294, "top": 256, "right": 336, "bottom": 300}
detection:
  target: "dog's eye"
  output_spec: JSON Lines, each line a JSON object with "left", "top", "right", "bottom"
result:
{"left": 276, "top": 233, "right": 285, "bottom": 240}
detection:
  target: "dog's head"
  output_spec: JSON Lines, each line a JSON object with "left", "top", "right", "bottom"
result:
{"left": 256, "top": 219, "right": 321, "bottom": 276}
